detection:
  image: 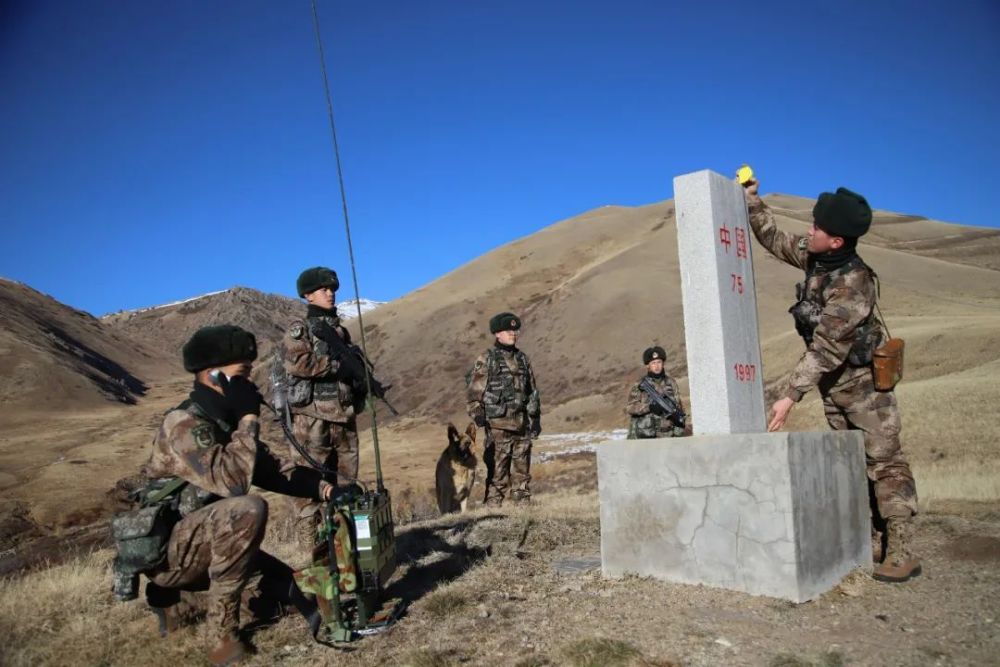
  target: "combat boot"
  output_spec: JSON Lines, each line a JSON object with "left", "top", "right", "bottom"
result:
{"left": 873, "top": 518, "right": 921, "bottom": 583}
{"left": 207, "top": 598, "right": 249, "bottom": 666}
{"left": 207, "top": 632, "right": 248, "bottom": 667}
{"left": 871, "top": 528, "right": 884, "bottom": 564}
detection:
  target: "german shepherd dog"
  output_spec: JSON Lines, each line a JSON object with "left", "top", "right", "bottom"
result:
{"left": 436, "top": 422, "right": 478, "bottom": 514}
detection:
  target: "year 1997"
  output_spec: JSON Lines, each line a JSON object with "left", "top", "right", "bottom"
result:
{"left": 734, "top": 363, "right": 756, "bottom": 382}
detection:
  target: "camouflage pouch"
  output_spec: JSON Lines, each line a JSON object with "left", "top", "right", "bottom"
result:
{"left": 110, "top": 503, "right": 177, "bottom": 575}
{"left": 287, "top": 376, "right": 314, "bottom": 407}
{"left": 483, "top": 389, "right": 507, "bottom": 419}
{"left": 847, "top": 319, "right": 882, "bottom": 367}
{"left": 632, "top": 414, "right": 658, "bottom": 439}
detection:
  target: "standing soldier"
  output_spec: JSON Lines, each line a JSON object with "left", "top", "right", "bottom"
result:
{"left": 282, "top": 266, "right": 363, "bottom": 549}
{"left": 117, "top": 325, "right": 332, "bottom": 665}
{"left": 467, "top": 312, "right": 541, "bottom": 506}
{"left": 625, "top": 346, "right": 686, "bottom": 438}
{"left": 742, "top": 178, "right": 920, "bottom": 583}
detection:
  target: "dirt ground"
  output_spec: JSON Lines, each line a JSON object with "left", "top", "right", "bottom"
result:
{"left": 1, "top": 456, "right": 998, "bottom": 667}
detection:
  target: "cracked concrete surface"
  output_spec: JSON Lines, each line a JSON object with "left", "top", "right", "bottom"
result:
{"left": 597, "top": 431, "right": 868, "bottom": 602}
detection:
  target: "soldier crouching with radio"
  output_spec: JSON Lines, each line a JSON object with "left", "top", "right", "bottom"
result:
{"left": 111, "top": 325, "right": 334, "bottom": 666}
{"left": 742, "top": 178, "right": 920, "bottom": 583}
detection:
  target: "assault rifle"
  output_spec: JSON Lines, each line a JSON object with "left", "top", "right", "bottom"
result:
{"left": 314, "top": 320, "right": 399, "bottom": 416}
{"left": 638, "top": 377, "right": 686, "bottom": 429}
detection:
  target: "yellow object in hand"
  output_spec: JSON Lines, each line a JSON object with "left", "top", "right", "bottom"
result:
{"left": 736, "top": 164, "right": 755, "bottom": 185}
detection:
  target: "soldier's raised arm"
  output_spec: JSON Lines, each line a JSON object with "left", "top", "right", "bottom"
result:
{"left": 151, "top": 410, "right": 259, "bottom": 498}
{"left": 743, "top": 180, "right": 808, "bottom": 271}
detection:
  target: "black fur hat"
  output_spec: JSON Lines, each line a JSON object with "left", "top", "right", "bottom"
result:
{"left": 812, "top": 187, "right": 872, "bottom": 239}
{"left": 643, "top": 346, "right": 666, "bottom": 365}
{"left": 489, "top": 312, "right": 521, "bottom": 334}
{"left": 182, "top": 325, "right": 258, "bottom": 372}
{"left": 296, "top": 267, "right": 339, "bottom": 298}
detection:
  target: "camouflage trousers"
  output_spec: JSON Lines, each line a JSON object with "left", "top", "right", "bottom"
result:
{"left": 820, "top": 364, "right": 918, "bottom": 522}
{"left": 288, "top": 414, "right": 358, "bottom": 551}
{"left": 483, "top": 427, "right": 532, "bottom": 506}
{"left": 146, "top": 496, "right": 267, "bottom": 637}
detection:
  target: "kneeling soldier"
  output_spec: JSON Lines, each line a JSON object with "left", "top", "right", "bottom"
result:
{"left": 467, "top": 312, "right": 541, "bottom": 506}
{"left": 626, "top": 346, "right": 686, "bottom": 438}
{"left": 118, "top": 325, "right": 333, "bottom": 665}
{"left": 743, "top": 178, "right": 920, "bottom": 583}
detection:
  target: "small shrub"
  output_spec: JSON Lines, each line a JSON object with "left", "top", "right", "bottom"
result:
{"left": 560, "top": 637, "right": 641, "bottom": 667}
{"left": 422, "top": 587, "right": 467, "bottom": 619}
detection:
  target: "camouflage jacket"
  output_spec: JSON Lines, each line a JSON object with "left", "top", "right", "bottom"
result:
{"left": 625, "top": 374, "right": 685, "bottom": 438}
{"left": 746, "top": 196, "right": 881, "bottom": 401}
{"left": 467, "top": 344, "right": 540, "bottom": 433}
{"left": 144, "top": 392, "right": 325, "bottom": 515}
{"left": 282, "top": 310, "right": 357, "bottom": 423}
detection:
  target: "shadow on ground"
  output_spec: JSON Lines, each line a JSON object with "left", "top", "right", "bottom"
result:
{"left": 386, "top": 513, "right": 503, "bottom": 604}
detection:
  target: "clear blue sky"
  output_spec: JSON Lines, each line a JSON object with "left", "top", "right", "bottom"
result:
{"left": 2, "top": 1, "right": 998, "bottom": 315}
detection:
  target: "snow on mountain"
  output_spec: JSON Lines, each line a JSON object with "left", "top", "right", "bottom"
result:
{"left": 338, "top": 298, "right": 384, "bottom": 319}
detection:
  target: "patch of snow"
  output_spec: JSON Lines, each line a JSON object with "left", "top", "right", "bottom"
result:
{"left": 103, "top": 290, "right": 226, "bottom": 317}
{"left": 338, "top": 298, "right": 384, "bottom": 319}
{"left": 535, "top": 429, "right": 628, "bottom": 462}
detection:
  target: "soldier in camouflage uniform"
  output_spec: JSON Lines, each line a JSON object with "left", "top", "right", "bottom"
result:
{"left": 626, "top": 346, "right": 686, "bottom": 439}
{"left": 139, "top": 325, "right": 333, "bottom": 665}
{"left": 467, "top": 312, "right": 541, "bottom": 506}
{"left": 282, "top": 267, "right": 362, "bottom": 549}
{"left": 743, "top": 179, "right": 920, "bottom": 583}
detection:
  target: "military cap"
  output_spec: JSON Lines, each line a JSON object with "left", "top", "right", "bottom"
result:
{"left": 812, "top": 187, "right": 872, "bottom": 239}
{"left": 489, "top": 312, "right": 521, "bottom": 334}
{"left": 643, "top": 346, "right": 666, "bottom": 365}
{"left": 182, "top": 325, "right": 258, "bottom": 372}
{"left": 296, "top": 266, "right": 340, "bottom": 298}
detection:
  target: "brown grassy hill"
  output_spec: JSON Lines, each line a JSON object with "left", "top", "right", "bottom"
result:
{"left": 2, "top": 193, "right": 998, "bottom": 544}
{"left": 101, "top": 286, "right": 305, "bottom": 363}
{"left": 353, "top": 194, "right": 1000, "bottom": 428}
{"left": 0, "top": 278, "right": 168, "bottom": 411}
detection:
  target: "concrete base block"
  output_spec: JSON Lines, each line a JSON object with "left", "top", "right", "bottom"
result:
{"left": 597, "top": 431, "right": 870, "bottom": 602}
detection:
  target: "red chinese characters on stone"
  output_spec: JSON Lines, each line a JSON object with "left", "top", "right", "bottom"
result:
{"left": 719, "top": 224, "right": 732, "bottom": 253}
{"left": 736, "top": 227, "right": 748, "bottom": 259}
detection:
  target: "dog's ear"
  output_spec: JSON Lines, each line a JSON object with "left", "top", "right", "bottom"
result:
{"left": 465, "top": 422, "right": 477, "bottom": 443}
{"left": 447, "top": 423, "right": 460, "bottom": 443}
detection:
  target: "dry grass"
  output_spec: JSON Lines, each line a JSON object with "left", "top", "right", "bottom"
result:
{"left": 559, "top": 637, "right": 641, "bottom": 666}
{"left": 0, "top": 549, "right": 202, "bottom": 667}
{"left": 1, "top": 489, "right": 999, "bottom": 667}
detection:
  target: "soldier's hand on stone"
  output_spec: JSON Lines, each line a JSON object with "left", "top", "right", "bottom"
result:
{"left": 742, "top": 179, "right": 760, "bottom": 197}
{"left": 225, "top": 376, "right": 263, "bottom": 419}
{"left": 767, "top": 396, "right": 794, "bottom": 432}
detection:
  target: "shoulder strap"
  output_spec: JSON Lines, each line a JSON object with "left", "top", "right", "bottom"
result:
{"left": 144, "top": 477, "right": 188, "bottom": 505}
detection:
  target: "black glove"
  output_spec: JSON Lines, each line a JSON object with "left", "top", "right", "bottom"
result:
{"left": 225, "top": 376, "right": 263, "bottom": 419}
{"left": 472, "top": 407, "right": 486, "bottom": 428}
{"left": 649, "top": 401, "right": 667, "bottom": 417}
{"left": 529, "top": 416, "right": 541, "bottom": 438}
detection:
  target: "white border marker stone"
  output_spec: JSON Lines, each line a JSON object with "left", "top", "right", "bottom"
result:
{"left": 674, "top": 169, "right": 766, "bottom": 434}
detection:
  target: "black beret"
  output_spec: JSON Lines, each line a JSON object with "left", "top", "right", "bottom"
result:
{"left": 182, "top": 325, "right": 258, "bottom": 372}
{"left": 489, "top": 312, "right": 521, "bottom": 334}
{"left": 643, "top": 346, "right": 666, "bottom": 365}
{"left": 812, "top": 187, "right": 872, "bottom": 239}
{"left": 296, "top": 267, "right": 339, "bottom": 298}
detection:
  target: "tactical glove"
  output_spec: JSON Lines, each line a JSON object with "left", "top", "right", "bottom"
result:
{"left": 471, "top": 407, "right": 486, "bottom": 428}
{"left": 226, "top": 376, "right": 263, "bottom": 419}
{"left": 529, "top": 416, "right": 542, "bottom": 438}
